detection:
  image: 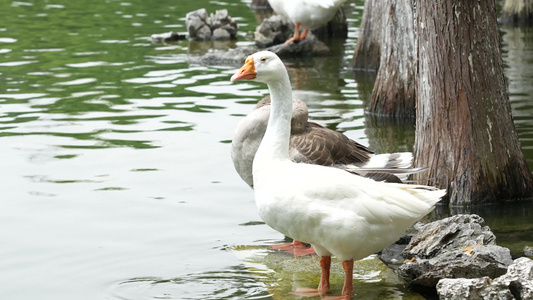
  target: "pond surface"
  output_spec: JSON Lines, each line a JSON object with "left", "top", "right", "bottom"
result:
{"left": 0, "top": 1, "right": 532, "bottom": 299}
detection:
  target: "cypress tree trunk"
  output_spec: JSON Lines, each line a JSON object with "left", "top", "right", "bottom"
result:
{"left": 351, "top": 0, "right": 416, "bottom": 117}
{"left": 414, "top": 0, "right": 533, "bottom": 205}
{"left": 351, "top": 0, "right": 385, "bottom": 71}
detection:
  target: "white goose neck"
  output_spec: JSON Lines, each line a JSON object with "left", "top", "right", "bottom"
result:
{"left": 257, "top": 74, "right": 293, "bottom": 161}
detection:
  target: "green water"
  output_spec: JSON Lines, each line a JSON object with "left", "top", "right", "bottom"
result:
{"left": 1, "top": 0, "right": 532, "bottom": 299}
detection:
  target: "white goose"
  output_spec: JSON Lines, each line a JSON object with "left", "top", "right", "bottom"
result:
{"left": 267, "top": 0, "right": 348, "bottom": 44}
{"left": 230, "top": 51, "right": 445, "bottom": 299}
{"left": 232, "top": 95, "right": 420, "bottom": 189}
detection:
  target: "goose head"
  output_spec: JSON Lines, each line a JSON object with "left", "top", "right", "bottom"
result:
{"left": 231, "top": 51, "right": 286, "bottom": 84}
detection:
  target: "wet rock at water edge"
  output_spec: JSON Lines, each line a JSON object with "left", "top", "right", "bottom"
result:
{"left": 194, "top": 40, "right": 329, "bottom": 67}
{"left": 525, "top": 245, "right": 533, "bottom": 257}
{"left": 254, "top": 15, "right": 331, "bottom": 57}
{"left": 403, "top": 214, "right": 496, "bottom": 259}
{"left": 255, "top": 15, "right": 295, "bottom": 48}
{"left": 266, "top": 39, "right": 330, "bottom": 58}
{"left": 186, "top": 8, "right": 238, "bottom": 41}
{"left": 151, "top": 31, "right": 186, "bottom": 44}
{"left": 254, "top": 9, "right": 347, "bottom": 48}
{"left": 377, "top": 234, "right": 413, "bottom": 269}
{"left": 437, "top": 257, "right": 533, "bottom": 299}
{"left": 397, "top": 214, "right": 513, "bottom": 290}
{"left": 195, "top": 47, "right": 256, "bottom": 67}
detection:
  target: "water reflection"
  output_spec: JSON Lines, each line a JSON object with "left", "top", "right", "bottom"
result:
{"left": 502, "top": 25, "right": 533, "bottom": 168}
{"left": 234, "top": 246, "right": 424, "bottom": 300}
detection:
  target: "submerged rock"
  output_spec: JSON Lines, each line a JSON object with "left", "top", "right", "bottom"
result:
{"left": 265, "top": 38, "right": 330, "bottom": 58}
{"left": 194, "top": 39, "right": 329, "bottom": 67}
{"left": 525, "top": 245, "right": 533, "bottom": 257}
{"left": 437, "top": 257, "right": 533, "bottom": 299}
{"left": 197, "top": 47, "right": 256, "bottom": 67}
{"left": 150, "top": 31, "right": 186, "bottom": 44}
{"left": 397, "top": 215, "right": 513, "bottom": 289}
{"left": 186, "top": 8, "right": 238, "bottom": 41}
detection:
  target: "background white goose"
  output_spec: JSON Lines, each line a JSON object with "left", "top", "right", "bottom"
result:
{"left": 230, "top": 51, "right": 445, "bottom": 299}
{"left": 267, "top": 0, "right": 348, "bottom": 44}
{"left": 232, "top": 95, "right": 421, "bottom": 189}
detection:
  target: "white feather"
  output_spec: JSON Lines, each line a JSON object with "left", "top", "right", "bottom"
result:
{"left": 268, "top": 0, "right": 348, "bottom": 30}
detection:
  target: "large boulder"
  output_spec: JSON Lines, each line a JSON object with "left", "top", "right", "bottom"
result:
{"left": 397, "top": 215, "right": 513, "bottom": 289}
{"left": 437, "top": 257, "right": 533, "bottom": 299}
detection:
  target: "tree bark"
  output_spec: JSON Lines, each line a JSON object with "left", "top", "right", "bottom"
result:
{"left": 351, "top": 0, "right": 385, "bottom": 72}
{"left": 414, "top": 1, "right": 533, "bottom": 205}
{"left": 351, "top": 0, "right": 417, "bottom": 117}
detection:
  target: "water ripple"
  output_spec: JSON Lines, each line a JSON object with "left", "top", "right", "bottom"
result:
{"left": 107, "top": 267, "right": 271, "bottom": 300}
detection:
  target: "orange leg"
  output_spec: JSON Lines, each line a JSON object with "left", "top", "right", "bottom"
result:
{"left": 341, "top": 259, "right": 354, "bottom": 299}
{"left": 289, "top": 256, "right": 331, "bottom": 297}
{"left": 300, "top": 28, "right": 308, "bottom": 40}
{"left": 318, "top": 256, "right": 331, "bottom": 295}
{"left": 283, "top": 22, "right": 301, "bottom": 45}
{"left": 290, "top": 257, "right": 354, "bottom": 299}
{"left": 321, "top": 259, "right": 354, "bottom": 300}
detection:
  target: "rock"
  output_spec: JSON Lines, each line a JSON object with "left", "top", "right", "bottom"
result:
{"left": 377, "top": 234, "right": 413, "bottom": 269}
{"left": 255, "top": 15, "right": 295, "bottom": 48}
{"left": 210, "top": 9, "right": 238, "bottom": 39}
{"left": 197, "top": 47, "right": 256, "bottom": 67}
{"left": 403, "top": 214, "right": 496, "bottom": 259}
{"left": 250, "top": 0, "right": 271, "bottom": 10}
{"left": 266, "top": 38, "right": 330, "bottom": 58}
{"left": 212, "top": 28, "right": 231, "bottom": 41}
{"left": 150, "top": 31, "right": 186, "bottom": 44}
{"left": 397, "top": 214, "right": 513, "bottom": 289}
{"left": 525, "top": 245, "right": 533, "bottom": 257}
{"left": 186, "top": 8, "right": 212, "bottom": 41}
{"left": 437, "top": 277, "right": 493, "bottom": 300}
{"left": 399, "top": 244, "right": 513, "bottom": 287}
{"left": 254, "top": 8, "right": 348, "bottom": 48}
{"left": 186, "top": 8, "right": 237, "bottom": 41}
{"left": 437, "top": 257, "right": 533, "bottom": 299}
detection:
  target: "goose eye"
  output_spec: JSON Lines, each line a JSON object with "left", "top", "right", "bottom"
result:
{"left": 260, "top": 57, "right": 266, "bottom": 62}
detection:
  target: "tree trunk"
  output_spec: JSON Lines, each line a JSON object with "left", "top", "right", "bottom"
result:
{"left": 351, "top": 0, "right": 417, "bottom": 117}
{"left": 500, "top": 0, "right": 533, "bottom": 23}
{"left": 414, "top": 1, "right": 533, "bottom": 205}
{"left": 351, "top": 0, "right": 385, "bottom": 72}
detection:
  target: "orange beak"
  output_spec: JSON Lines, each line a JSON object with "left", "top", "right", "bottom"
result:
{"left": 230, "top": 57, "right": 256, "bottom": 81}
